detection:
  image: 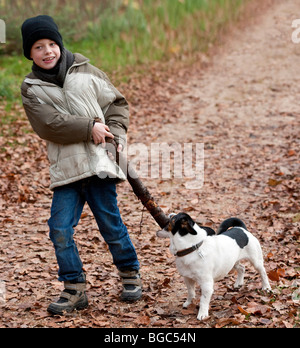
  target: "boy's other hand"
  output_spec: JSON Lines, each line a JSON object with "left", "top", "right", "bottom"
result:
{"left": 107, "top": 143, "right": 123, "bottom": 161}
{"left": 92, "top": 123, "right": 114, "bottom": 147}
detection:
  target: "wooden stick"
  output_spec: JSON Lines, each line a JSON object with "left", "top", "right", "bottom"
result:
{"left": 105, "top": 138, "right": 170, "bottom": 229}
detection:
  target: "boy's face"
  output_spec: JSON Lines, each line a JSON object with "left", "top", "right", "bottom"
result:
{"left": 30, "top": 39, "right": 61, "bottom": 70}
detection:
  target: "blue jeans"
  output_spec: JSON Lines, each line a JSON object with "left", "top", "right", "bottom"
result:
{"left": 48, "top": 176, "right": 139, "bottom": 282}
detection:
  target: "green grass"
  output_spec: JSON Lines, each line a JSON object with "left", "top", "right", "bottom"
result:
{"left": 0, "top": 0, "right": 248, "bottom": 105}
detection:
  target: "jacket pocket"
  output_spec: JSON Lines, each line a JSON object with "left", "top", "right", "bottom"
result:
{"left": 47, "top": 142, "right": 61, "bottom": 166}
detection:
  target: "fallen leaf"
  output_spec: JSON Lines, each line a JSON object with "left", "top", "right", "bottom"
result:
{"left": 268, "top": 268, "right": 286, "bottom": 281}
{"left": 287, "top": 149, "right": 296, "bottom": 157}
{"left": 247, "top": 302, "right": 270, "bottom": 315}
{"left": 268, "top": 178, "right": 282, "bottom": 187}
{"left": 238, "top": 306, "right": 250, "bottom": 316}
{"left": 136, "top": 315, "right": 151, "bottom": 326}
{"left": 215, "top": 318, "right": 241, "bottom": 328}
{"left": 282, "top": 321, "right": 294, "bottom": 328}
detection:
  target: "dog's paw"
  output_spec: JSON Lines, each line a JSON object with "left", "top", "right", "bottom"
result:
{"left": 234, "top": 283, "right": 243, "bottom": 289}
{"left": 183, "top": 301, "right": 191, "bottom": 309}
{"left": 197, "top": 311, "right": 209, "bottom": 321}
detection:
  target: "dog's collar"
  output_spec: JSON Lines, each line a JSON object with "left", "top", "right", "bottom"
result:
{"left": 175, "top": 241, "right": 203, "bottom": 258}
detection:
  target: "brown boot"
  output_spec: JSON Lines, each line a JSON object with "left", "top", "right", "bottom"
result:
{"left": 47, "top": 281, "right": 88, "bottom": 315}
{"left": 119, "top": 270, "right": 142, "bottom": 302}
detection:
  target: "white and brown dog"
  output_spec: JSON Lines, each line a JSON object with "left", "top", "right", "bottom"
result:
{"left": 157, "top": 213, "right": 271, "bottom": 321}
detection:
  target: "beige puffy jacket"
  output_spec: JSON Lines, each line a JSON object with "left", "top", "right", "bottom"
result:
{"left": 21, "top": 53, "right": 128, "bottom": 190}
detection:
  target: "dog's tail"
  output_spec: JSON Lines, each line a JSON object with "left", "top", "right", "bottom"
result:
{"left": 217, "top": 218, "right": 247, "bottom": 234}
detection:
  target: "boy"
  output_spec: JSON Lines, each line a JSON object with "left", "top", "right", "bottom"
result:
{"left": 20, "top": 15, "right": 142, "bottom": 315}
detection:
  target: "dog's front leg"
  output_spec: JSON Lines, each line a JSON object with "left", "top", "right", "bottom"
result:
{"left": 197, "top": 280, "right": 214, "bottom": 321}
{"left": 183, "top": 277, "right": 196, "bottom": 308}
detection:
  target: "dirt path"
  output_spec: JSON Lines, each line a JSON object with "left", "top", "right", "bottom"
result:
{"left": 0, "top": 0, "right": 299, "bottom": 328}
{"left": 152, "top": 0, "right": 300, "bottom": 215}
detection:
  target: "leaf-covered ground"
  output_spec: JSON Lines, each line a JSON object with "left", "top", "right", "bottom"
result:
{"left": 0, "top": 0, "right": 299, "bottom": 328}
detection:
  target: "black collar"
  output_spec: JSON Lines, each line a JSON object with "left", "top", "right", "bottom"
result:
{"left": 175, "top": 241, "right": 203, "bottom": 258}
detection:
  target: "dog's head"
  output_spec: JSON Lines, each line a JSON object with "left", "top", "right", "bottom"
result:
{"left": 157, "top": 212, "right": 197, "bottom": 238}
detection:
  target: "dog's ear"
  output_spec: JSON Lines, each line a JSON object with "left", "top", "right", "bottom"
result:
{"left": 171, "top": 213, "right": 197, "bottom": 235}
{"left": 178, "top": 216, "right": 197, "bottom": 235}
{"left": 183, "top": 217, "right": 198, "bottom": 235}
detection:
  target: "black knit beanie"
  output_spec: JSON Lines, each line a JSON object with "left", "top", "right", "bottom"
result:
{"left": 21, "top": 15, "right": 63, "bottom": 60}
